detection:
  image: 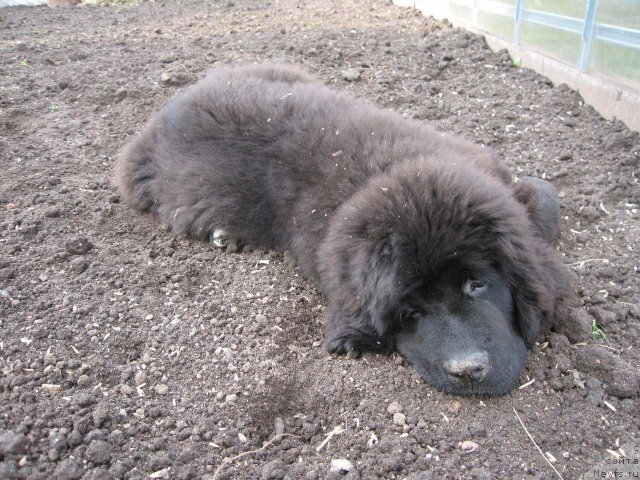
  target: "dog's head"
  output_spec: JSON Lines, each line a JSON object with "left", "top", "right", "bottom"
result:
{"left": 319, "top": 160, "right": 571, "bottom": 395}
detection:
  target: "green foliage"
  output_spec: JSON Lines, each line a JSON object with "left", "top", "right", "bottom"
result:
{"left": 591, "top": 319, "right": 609, "bottom": 343}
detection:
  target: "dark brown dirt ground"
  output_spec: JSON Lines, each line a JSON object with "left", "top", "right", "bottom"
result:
{"left": 1, "top": 1, "right": 639, "bottom": 479}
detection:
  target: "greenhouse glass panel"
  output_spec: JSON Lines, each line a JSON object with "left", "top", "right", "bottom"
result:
{"left": 589, "top": 40, "right": 640, "bottom": 91}
{"left": 477, "top": 11, "right": 515, "bottom": 39}
{"left": 449, "top": 3, "right": 474, "bottom": 23}
{"left": 520, "top": 21, "right": 582, "bottom": 64}
{"left": 522, "top": 0, "right": 587, "bottom": 19}
{"left": 596, "top": 0, "right": 640, "bottom": 31}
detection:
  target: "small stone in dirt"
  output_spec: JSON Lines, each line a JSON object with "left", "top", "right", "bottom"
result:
{"left": 49, "top": 430, "right": 68, "bottom": 451}
{"left": 0, "top": 268, "right": 16, "bottom": 281}
{"left": 149, "top": 452, "right": 172, "bottom": 471}
{"left": 381, "top": 455, "right": 403, "bottom": 472}
{"left": 393, "top": 412, "right": 406, "bottom": 426}
{"left": 603, "top": 130, "right": 638, "bottom": 150}
{"left": 160, "top": 71, "right": 192, "bottom": 86}
{"left": 274, "top": 417, "right": 285, "bottom": 436}
{"left": 467, "top": 422, "right": 487, "bottom": 438}
{"left": 93, "top": 403, "right": 110, "bottom": 427}
{"left": 110, "top": 460, "right": 134, "bottom": 479}
{"left": 580, "top": 206, "right": 600, "bottom": 222}
{"left": 341, "top": 68, "right": 361, "bottom": 82}
{"left": 155, "top": 384, "right": 169, "bottom": 395}
{"left": 44, "top": 351, "right": 56, "bottom": 365}
{"left": 84, "top": 429, "right": 106, "bottom": 443}
{"left": 262, "top": 458, "right": 287, "bottom": 479}
{"left": 114, "top": 88, "right": 127, "bottom": 102}
{"left": 56, "top": 327, "right": 73, "bottom": 340}
{"left": 548, "top": 332, "right": 570, "bottom": 351}
{"left": 120, "top": 384, "right": 133, "bottom": 396}
{"left": 466, "top": 468, "right": 491, "bottom": 480}
{"left": 67, "top": 429, "right": 82, "bottom": 448}
{"left": 330, "top": 458, "right": 353, "bottom": 473}
{"left": 70, "top": 258, "right": 90, "bottom": 274}
{"left": 53, "top": 458, "right": 84, "bottom": 480}
{"left": 573, "top": 345, "right": 640, "bottom": 398}
{"left": 447, "top": 400, "right": 461, "bottom": 414}
{"left": 42, "top": 383, "right": 62, "bottom": 393}
{"left": 65, "top": 236, "right": 93, "bottom": 255}
{"left": 557, "top": 309, "right": 592, "bottom": 343}
{"left": 459, "top": 440, "right": 480, "bottom": 453}
{"left": 176, "top": 419, "right": 188, "bottom": 430}
{"left": 134, "top": 371, "right": 147, "bottom": 386}
{"left": 0, "top": 430, "right": 27, "bottom": 456}
{"left": 76, "top": 374, "right": 90, "bottom": 387}
{"left": 44, "top": 206, "right": 63, "bottom": 218}
{"left": 84, "top": 440, "right": 112, "bottom": 465}
{"left": 177, "top": 447, "right": 197, "bottom": 463}
{"left": 225, "top": 393, "right": 237, "bottom": 403}
{"left": 591, "top": 306, "right": 617, "bottom": 326}
{"left": 386, "top": 401, "right": 402, "bottom": 415}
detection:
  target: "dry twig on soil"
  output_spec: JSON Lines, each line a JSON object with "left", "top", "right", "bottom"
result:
{"left": 565, "top": 258, "right": 609, "bottom": 267}
{"left": 212, "top": 433, "right": 300, "bottom": 480}
{"left": 513, "top": 407, "right": 565, "bottom": 480}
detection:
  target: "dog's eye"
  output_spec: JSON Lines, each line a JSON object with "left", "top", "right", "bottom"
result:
{"left": 380, "top": 242, "right": 392, "bottom": 258}
{"left": 398, "top": 309, "right": 419, "bottom": 328}
{"left": 464, "top": 280, "right": 487, "bottom": 296}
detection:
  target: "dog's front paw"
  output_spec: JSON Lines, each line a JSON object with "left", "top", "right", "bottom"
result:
{"left": 326, "top": 336, "right": 363, "bottom": 358}
{"left": 325, "top": 329, "right": 393, "bottom": 357}
{"left": 210, "top": 228, "right": 239, "bottom": 252}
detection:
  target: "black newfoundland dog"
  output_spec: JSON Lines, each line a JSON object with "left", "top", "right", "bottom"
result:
{"left": 116, "top": 64, "right": 572, "bottom": 395}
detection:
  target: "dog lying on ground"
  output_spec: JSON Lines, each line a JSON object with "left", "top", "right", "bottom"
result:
{"left": 116, "top": 64, "right": 572, "bottom": 395}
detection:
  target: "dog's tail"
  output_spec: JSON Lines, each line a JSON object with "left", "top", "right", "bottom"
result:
{"left": 114, "top": 122, "right": 160, "bottom": 213}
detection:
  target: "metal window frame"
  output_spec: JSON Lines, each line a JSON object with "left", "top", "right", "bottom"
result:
{"left": 447, "top": 0, "right": 640, "bottom": 73}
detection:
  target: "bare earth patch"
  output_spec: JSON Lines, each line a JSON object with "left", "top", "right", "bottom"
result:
{"left": 0, "top": 0, "right": 638, "bottom": 479}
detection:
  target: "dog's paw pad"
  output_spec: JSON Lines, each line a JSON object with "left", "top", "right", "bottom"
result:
{"left": 210, "top": 228, "right": 239, "bottom": 251}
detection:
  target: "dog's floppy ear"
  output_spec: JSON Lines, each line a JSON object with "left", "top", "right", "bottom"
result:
{"left": 512, "top": 177, "right": 561, "bottom": 243}
{"left": 493, "top": 230, "right": 572, "bottom": 345}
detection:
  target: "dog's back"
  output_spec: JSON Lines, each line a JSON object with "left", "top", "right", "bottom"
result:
{"left": 116, "top": 64, "right": 325, "bottom": 246}
{"left": 116, "top": 63, "right": 512, "bottom": 272}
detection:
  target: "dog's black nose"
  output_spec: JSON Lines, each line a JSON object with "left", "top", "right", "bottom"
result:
{"left": 443, "top": 351, "right": 489, "bottom": 382}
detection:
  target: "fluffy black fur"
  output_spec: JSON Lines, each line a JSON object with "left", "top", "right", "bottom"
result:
{"left": 116, "top": 64, "right": 573, "bottom": 395}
